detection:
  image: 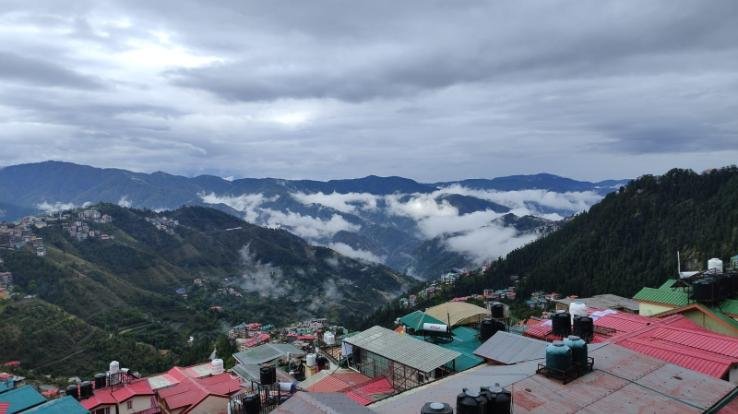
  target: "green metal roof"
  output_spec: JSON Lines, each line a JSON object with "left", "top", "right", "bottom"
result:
{"left": 21, "top": 396, "right": 89, "bottom": 414}
{"left": 718, "top": 299, "right": 738, "bottom": 316}
{"left": 0, "top": 385, "right": 46, "bottom": 414}
{"left": 0, "top": 380, "right": 14, "bottom": 394}
{"left": 633, "top": 287, "right": 689, "bottom": 306}
{"left": 658, "top": 279, "right": 678, "bottom": 290}
{"left": 710, "top": 307, "right": 738, "bottom": 330}
{"left": 411, "top": 326, "right": 483, "bottom": 372}
{"left": 398, "top": 311, "right": 443, "bottom": 331}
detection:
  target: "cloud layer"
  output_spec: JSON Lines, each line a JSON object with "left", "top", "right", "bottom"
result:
{"left": 1, "top": 1, "right": 737, "bottom": 181}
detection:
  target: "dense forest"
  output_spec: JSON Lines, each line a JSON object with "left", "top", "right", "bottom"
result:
{"left": 0, "top": 204, "right": 411, "bottom": 378}
{"left": 362, "top": 166, "right": 738, "bottom": 327}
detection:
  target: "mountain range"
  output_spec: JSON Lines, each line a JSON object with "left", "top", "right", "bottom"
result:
{"left": 0, "top": 203, "right": 412, "bottom": 377}
{"left": 0, "top": 161, "right": 628, "bottom": 278}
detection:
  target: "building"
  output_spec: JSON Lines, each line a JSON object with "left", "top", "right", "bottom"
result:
{"left": 80, "top": 379, "right": 157, "bottom": 414}
{"left": 231, "top": 343, "right": 305, "bottom": 384}
{"left": 424, "top": 301, "right": 490, "bottom": 327}
{"left": 554, "top": 293, "right": 639, "bottom": 313}
{"left": 271, "top": 392, "right": 375, "bottom": 414}
{"left": 0, "top": 385, "right": 46, "bottom": 413}
{"left": 148, "top": 363, "right": 241, "bottom": 414}
{"left": 21, "top": 396, "right": 89, "bottom": 414}
{"left": 371, "top": 337, "right": 738, "bottom": 413}
{"left": 342, "top": 326, "right": 460, "bottom": 393}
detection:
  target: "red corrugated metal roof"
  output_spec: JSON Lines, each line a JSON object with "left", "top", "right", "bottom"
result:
{"left": 158, "top": 367, "right": 240, "bottom": 411}
{"left": 81, "top": 379, "right": 153, "bottom": 409}
{"left": 307, "top": 371, "right": 371, "bottom": 393}
{"left": 0, "top": 402, "right": 9, "bottom": 414}
{"left": 344, "top": 377, "right": 394, "bottom": 406}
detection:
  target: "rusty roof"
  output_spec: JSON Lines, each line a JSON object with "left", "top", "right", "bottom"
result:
{"left": 371, "top": 342, "right": 737, "bottom": 413}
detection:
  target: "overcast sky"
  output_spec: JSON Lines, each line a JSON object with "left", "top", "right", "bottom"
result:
{"left": 1, "top": 1, "right": 737, "bottom": 182}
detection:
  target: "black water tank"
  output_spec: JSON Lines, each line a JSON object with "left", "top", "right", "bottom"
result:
{"left": 242, "top": 393, "right": 261, "bottom": 414}
{"left": 692, "top": 278, "right": 716, "bottom": 303}
{"left": 421, "top": 401, "right": 454, "bottom": 414}
{"left": 491, "top": 302, "right": 505, "bottom": 319}
{"left": 94, "top": 373, "right": 107, "bottom": 389}
{"left": 479, "top": 319, "right": 496, "bottom": 342}
{"left": 316, "top": 355, "right": 328, "bottom": 370}
{"left": 66, "top": 384, "right": 79, "bottom": 400}
{"left": 573, "top": 316, "right": 594, "bottom": 342}
{"left": 456, "top": 388, "right": 486, "bottom": 414}
{"left": 80, "top": 381, "right": 93, "bottom": 399}
{"left": 260, "top": 366, "right": 276, "bottom": 385}
{"left": 479, "top": 384, "right": 511, "bottom": 414}
{"left": 552, "top": 312, "right": 571, "bottom": 337}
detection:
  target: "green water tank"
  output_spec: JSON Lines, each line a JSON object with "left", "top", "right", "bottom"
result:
{"left": 564, "top": 335, "right": 588, "bottom": 368}
{"left": 545, "top": 340, "right": 572, "bottom": 372}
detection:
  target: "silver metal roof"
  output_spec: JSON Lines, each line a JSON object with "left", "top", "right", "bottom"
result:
{"left": 343, "top": 326, "right": 460, "bottom": 373}
{"left": 473, "top": 331, "right": 547, "bottom": 364}
{"left": 555, "top": 294, "right": 640, "bottom": 312}
{"left": 233, "top": 343, "right": 305, "bottom": 366}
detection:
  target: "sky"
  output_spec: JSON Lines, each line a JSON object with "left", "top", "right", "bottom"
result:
{"left": 1, "top": 0, "right": 737, "bottom": 182}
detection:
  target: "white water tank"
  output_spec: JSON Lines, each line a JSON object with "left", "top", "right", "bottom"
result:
{"left": 306, "top": 353, "right": 317, "bottom": 367}
{"left": 569, "top": 302, "right": 587, "bottom": 323}
{"left": 109, "top": 361, "right": 120, "bottom": 374}
{"left": 211, "top": 358, "right": 224, "bottom": 375}
{"left": 323, "top": 332, "right": 336, "bottom": 346}
{"left": 708, "top": 258, "right": 724, "bottom": 273}
{"left": 422, "top": 323, "right": 448, "bottom": 333}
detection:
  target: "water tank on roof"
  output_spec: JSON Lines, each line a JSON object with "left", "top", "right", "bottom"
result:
{"left": 211, "top": 358, "right": 224, "bottom": 375}
{"left": 545, "top": 341, "right": 572, "bottom": 372}
{"left": 80, "top": 381, "right": 93, "bottom": 399}
{"left": 564, "top": 336, "right": 588, "bottom": 369}
{"left": 480, "top": 383, "right": 511, "bottom": 414}
{"left": 421, "top": 402, "right": 454, "bottom": 414}
{"left": 306, "top": 353, "right": 317, "bottom": 367}
{"left": 708, "top": 258, "right": 724, "bottom": 273}
{"left": 323, "top": 331, "right": 336, "bottom": 345}
{"left": 568, "top": 302, "right": 587, "bottom": 322}
{"left": 66, "top": 384, "right": 79, "bottom": 400}
{"left": 94, "top": 373, "right": 107, "bottom": 389}
{"left": 692, "top": 278, "right": 717, "bottom": 303}
{"left": 259, "top": 365, "right": 276, "bottom": 385}
{"left": 491, "top": 302, "right": 505, "bottom": 319}
{"left": 109, "top": 360, "right": 120, "bottom": 374}
{"left": 551, "top": 311, "right": 571, "bottom": 337}
{"left": 279, "top": 381, "right": 297, "bottom": 393}
{"left": 479, "top": 319, "right": 495, "bottom": 342}
{"left": 573, "top": 316, "right": 594, "bottom": 343}
{"left": 456, "top": 388, "right": 487, "bottom": 414}
{"left": 242, "top": 393, "right": 261, "bottom": 414}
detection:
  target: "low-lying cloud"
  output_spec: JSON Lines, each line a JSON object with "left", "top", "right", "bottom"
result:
{"left": 36, "top": 201, "right": 78, "bottom": 214}
{"left": 329, "top": 242, "right": 385, "bottom": 264}
{"left": 239, "top": 244, "right": 287, "bottom": 297}
{"left": 291, "top": 191, "right": 378, "bottom": 214}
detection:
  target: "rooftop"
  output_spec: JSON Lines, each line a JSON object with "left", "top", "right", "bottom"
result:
{"left": 0, "top": 385, "right": 45, "bottom": 414}
{"left": 20, "top": 396, "right": 89, "bottom": 414}
{"left": 633, "top": 286, "right": 690, "bottom": 306}
{"left": 343, "top": 326, "right": 460, "bottom": 373}
{"left": 156, "top": 367, "right": 241, "bottom": 412}
{"left": 80, "top": 379, "right": 153, "bottom": 410}
{"left": 474, "top": 331, "right": 547, "bottom": 364}
{"left": 371, "top": 342, "right": 737, "bottom": 413}
{"left": 272, "top": 392, "right": 375, "bottom": 414}
{"left": 397, "top": 310, "right": 443, "bottom": 331}
{"left": 233, "top": 343, "right": 305, "bottom": 366}
{"left": 424, "top": 302, "right": 490, "bottom": 327}
{"left": 555, "top": 294, "right": 640, "bottom": 312}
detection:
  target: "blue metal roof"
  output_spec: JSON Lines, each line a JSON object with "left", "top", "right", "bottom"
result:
{"left": 21, "top": 396, "right": 89, "bottom": 414}
{"left": 0, "top": 385, "right": 46, "bottom": 414}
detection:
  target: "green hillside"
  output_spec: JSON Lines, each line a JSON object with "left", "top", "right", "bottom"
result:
{"left": 0, "top": 204, "right": 413, "bottom": 377}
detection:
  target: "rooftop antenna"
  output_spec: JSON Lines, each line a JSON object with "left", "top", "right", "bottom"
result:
{"left": 209, "top": 345, "right": 217, "bottom": 361}
{"left": 677, "top": 251, "right": 681, "bottom": 278}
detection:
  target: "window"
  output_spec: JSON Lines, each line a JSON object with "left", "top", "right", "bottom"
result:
{"left": 127, "top": 400, "right": 133, "bottom": 409}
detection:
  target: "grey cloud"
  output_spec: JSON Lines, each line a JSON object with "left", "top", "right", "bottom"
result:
{"left": 0, "top": 51, "right": 103, "bottom": 89}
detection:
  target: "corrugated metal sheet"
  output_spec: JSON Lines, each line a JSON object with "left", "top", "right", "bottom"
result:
{"left": 344, "top": 326, "right": 460, "bottom": 373}
{"left": 633, "top": 286, "right": 690, "bottom": 306}
{"left": 372, "top": 343, "right": 736, "bottom": 413}
{"left": 425, "top": 302, "right": 490, "bottom": 327}
{"left": 474, "top": 331, "right": 546, "bottom": 364}
{"left": 273, "top": 392, "right": 375, "bottom": 414}
{"left": 233, "top": 343, "right": 305, "bottom": 366}
{"left": 398, "top": 311, "right": 443, "bottom": 330}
